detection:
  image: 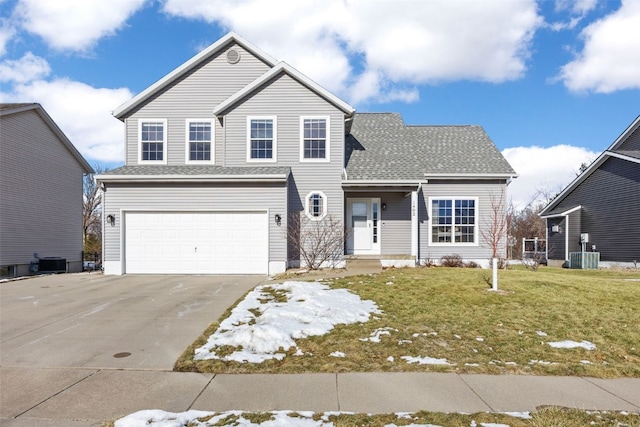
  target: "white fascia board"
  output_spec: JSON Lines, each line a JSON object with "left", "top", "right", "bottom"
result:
{"left": 112, "top": 32, "right": 278, "bottom": 119}
{"left": 605, "top": 115, "right": 640, "bottom": 151}
{"left": 540, "top": 205, "right": 582, "bottom": 219}
{"left": 423, "top": 173, "right": 518, "bottom": 179}
{"left": 95, "top": 174, "right": 288, "bottom": 183}
{"left": 342, "top": 180, "right": 426, "bottom": 187}
{"left": 213, "top": 62, "right": 355, "bottom": 117}
{"left": 607, "top": 151, "right": 640, "bottom": 164}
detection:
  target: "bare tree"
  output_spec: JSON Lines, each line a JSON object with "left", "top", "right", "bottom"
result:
{"left": 287, "top": 213, "right": 347, "bottom": 270}
{"left": 83, "top": 164, "right": 107, "bottom": 254}
{"left": 481, "top": 191, "right": 508, "bottom": 261}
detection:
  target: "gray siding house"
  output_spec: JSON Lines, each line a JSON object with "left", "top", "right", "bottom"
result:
{"left": 540, "top": 115, "right": 640, "bottom": 266}
{"left": 97, "top": 32, "right": 517, "bottom": 275}
{"left": 0, "top": 103, "right": 94, "bottom": 277}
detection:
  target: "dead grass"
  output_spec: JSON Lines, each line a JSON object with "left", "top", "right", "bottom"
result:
{"left": 175, "top": 266, "right": 640, "bottom": 377}
{"left": 104, "top": 408, "right": 640, "bottom": 427}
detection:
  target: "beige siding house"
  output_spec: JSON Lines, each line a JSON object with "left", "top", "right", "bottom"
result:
{"left": 0, "top": 103, "right": 94, "bottom": 277}
{"left": 98, "top": 33, "right": 517, "bottom": 275}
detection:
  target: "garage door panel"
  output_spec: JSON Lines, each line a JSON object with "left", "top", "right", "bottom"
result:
{"left": 125, "top": 212, "right": 268, "bottom": 274}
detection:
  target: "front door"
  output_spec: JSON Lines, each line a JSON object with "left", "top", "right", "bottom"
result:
{"left": 347, "top": 198, "right": 380, "bottom": 255}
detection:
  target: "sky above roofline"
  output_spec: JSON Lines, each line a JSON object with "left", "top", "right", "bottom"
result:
{"left": 0, "top": 0, "right": 638, "bottom": 208}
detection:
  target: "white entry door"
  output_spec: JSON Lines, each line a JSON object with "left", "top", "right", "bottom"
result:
{"left": 347, "top": 199, "right": 380, "bottom": 254}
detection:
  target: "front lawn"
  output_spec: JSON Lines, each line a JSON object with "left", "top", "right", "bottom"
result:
{"left": 175, "top": 266, "right": 640, "bottom": 378}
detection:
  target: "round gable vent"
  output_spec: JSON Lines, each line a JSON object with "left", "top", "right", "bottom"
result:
{"left": 226, "top": 49, "right": 240, "bottom": 64}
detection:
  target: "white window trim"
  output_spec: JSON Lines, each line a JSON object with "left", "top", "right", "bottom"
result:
{"left": 300, "top": 116, "right": 330, "bottom": 163}
{"left": 247, "top": 116, "right": 277, "bottom": 163}
{"left": 428, "top": 196, "right": 479, "bottom": 246}
{"left": 304, "top": 191, "right": 328, "bottom": 220}
{"left": 185, "top": 119, "right": 215, "bottom": 164}
{"left": 138, "top": 119, "right": 168, "bottom": 165}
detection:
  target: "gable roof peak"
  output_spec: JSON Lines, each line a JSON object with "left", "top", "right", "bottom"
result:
{"left": 112, "top": 32, "right": 279, "bottom": 119}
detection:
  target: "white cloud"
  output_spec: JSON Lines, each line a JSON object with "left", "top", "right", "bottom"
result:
{"left": 161, "top": 0, "right": 542, "bottom": 105}
{"left": 503, "top": 145, "right": 597, "bottom": 210}
{"left": 559, "top": 0, "right": 640, "bottom": 93}
{"left": 14, "top": 0, "right": 148, "bottom": 51}
{"left": 1, "top": 76, "right": 133, "bottom": 163}
{"left": 0, "top": 18, "right": 16, "bottom": 56}
{"left": 0, "top": 52, "right": 50, "bottom": 83}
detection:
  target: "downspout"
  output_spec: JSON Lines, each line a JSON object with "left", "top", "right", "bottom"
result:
{"left": 411, "top": 182, "right": 422, "bottom": 262}
{"left": 565, "top": 214, "right": 570, "bottom": 261}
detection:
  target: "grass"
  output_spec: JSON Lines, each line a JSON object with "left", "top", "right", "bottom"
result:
{"left": 104, "top": 408, "right": 640, "bottom": 427}
{"left": 175, "top": 266, "right": 640, "bottom": 377}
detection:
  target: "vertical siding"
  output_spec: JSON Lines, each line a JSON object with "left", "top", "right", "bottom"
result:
{"left": 551, "top": 157, "right": 640, "bottom": 262}
{"left": 124, "top": 43, "right": 272, "bottom": 166}
{"left": 103, "top": 182, "right": 288, "bottom": 264}
{"left": 0, "top": 110, "right": 85, "bottom": 269}
{"left": 419, "top": 181, "right": 508, "bottom": 261}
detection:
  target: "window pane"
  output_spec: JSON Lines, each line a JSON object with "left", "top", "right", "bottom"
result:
{"left": 188, "top": 122, "right": 211, "bottom": 161}
{"left": 303, "top": 119, "right": 326, "bottom": 159}
{"left": 432, "top": 199, "right": 475, "bottom": 244}
{"left": 250, "top": 119, "right": 274, "bottom": 159}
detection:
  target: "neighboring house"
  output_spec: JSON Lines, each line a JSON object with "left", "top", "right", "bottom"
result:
{"left": 540, "top": 115, "right": 640, "bottom": 267}
{"left": 97, "top": 32, "right": 517, "bottom": 275}
{"left": 0, "top": 103, "right": 94, "bottom": 277}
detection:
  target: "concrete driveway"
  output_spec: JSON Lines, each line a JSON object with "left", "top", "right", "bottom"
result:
{"left": 0, "top": 273, "right": 263, "bottom": 370}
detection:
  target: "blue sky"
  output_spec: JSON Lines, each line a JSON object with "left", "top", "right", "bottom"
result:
{"left": 1, "top": 0, "right": 639, "bottom": 208}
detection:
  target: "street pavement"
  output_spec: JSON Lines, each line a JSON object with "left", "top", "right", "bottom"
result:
{"left": 1, "top": 272, "right": 639, "bottom": 426}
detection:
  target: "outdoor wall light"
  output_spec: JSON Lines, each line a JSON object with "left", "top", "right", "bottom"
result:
{"left": 106, "top": 214, "right": 115, "bottom": 226}
{"left": 382, "top": 203, "right": 387, "bottom": 211}
{"left": 551, "top": 224, "right": 560, "bottom": 233}
{"left": 274, "top": 213, "right": 282, "bottom": 225}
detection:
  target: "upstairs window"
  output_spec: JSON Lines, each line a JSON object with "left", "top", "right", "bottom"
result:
{"left": 248, "top": 117, "right": 276, "bottom": 162}
{"left": 430, "top": 198, "right": 477, "bottom": 244}
{"left": 301, "top": 117, "right": 329, "bottom": 161}
{"left": 139, "top": 119, "right": 167, "bottom": 164}
{"left": 186, "top": 120, "right": 213, "bottom": 163}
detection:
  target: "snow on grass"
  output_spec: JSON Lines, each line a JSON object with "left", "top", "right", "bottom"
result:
{"left": 115, "top": 410, "right": 331, "bottom": 427}
{"left": 329, "top": 351, "right": 346, "bottom": 358}
{"left": 359, "top": 327, "right": 397, "bottom": 343}
{"left": 193, "top": 281, "right": 381, "bottom": 363}
{"left": 548, "top": 340, "right": 596, "bottom": 350}
{"left": 401, "top": 356, "right": 455, "bottom": 366}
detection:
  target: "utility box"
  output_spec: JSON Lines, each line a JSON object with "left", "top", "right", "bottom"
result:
{"left": 569, "top": 252, "right": 599, "bottom": 269}
{"left": 38, "top": 257, "right": 67, "bottom": 273}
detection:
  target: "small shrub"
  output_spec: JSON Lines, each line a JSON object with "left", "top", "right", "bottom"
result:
{"left": 440, "top": 254, "right": 464, "bottom": 268}
{"left": 464, "top": 261, "right": 480, "bottom": 268}
{"left": 421, "top": 254, "right": 437, "bottom": 268}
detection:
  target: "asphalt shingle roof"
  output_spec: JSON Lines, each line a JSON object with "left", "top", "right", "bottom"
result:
{"left": 101, "top": 165, "right": 290, "bottom": 177}
{"left": 345, "top": 113, "right": 516, "bottom": 181}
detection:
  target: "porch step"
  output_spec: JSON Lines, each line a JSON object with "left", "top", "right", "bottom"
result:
{"left": 345, "top": 258, "right": 383, "bottom": 273}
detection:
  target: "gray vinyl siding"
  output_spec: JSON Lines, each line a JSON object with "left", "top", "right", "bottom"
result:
{"left": 220, "top": 73, "right": 346, "bottom": 258}
{"left": 103, "top": 182, "right": 287, "bottom": 264}
{"left": 548, "top": 157, "right": 640, "bottom": 262}
{"left": 547, "top": 217, "right": 566, "bottom": 260}
{"left": 567, "top": 210, "right": 582, "bottom": 255}
{"left": 419, "top": 180, "right": 508, "bottom": 261}
{"left": 618, "top": 126, "right": 640, "bottom": 151}
{"left": 0, "top": 110, "right": 85, "bottom": 271}
{"left": 123, "top": 42, "right": 272, "bottom": 166}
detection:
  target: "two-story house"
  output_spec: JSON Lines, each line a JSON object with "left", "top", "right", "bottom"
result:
{"left": 97, "top": 32, "right": 517, "bottom": 275}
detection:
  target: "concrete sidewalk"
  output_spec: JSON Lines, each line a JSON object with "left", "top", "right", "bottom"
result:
{"left": 1, "top": 367, "right": 639, "bottom": 426}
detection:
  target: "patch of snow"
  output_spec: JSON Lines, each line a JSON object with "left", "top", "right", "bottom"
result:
{"left": 114, "top": 409, "right": 216, "bottom": 427}
{"left": 398, "top": 340, "right": 412, "bottom": 345}
{"left": 581, "top": 360, "right": 593, "bottom": 364}
{"left": 536, "top": 330, "right": 548, "bottom": 336}
{"left": 476, "top": 337, "right": 484, "bottom": 342}
{"left": 401, "top": 356, "right": 455, "bottom": 366}
{"left": 505, "top": 361, "right": 517, "bottom": 365}
{"left": 360, "top": 327, "right": 396, "bottom": 343}
{"left": 465, "top": 363, "right": 480, "bottom": 367}
{"left": 330, "top": 351, "right": 346, "bottom": 358}
{"left": 548, "top": 340, "right": 596, "bottom": 350}
{"left": 454, "top": 334, "right": 462, "bottom": 339}
{"left": 385, "top": 424, "right": 443, "bottom": 427}
{"left": 193, "top": 281, "right": 381, "bottom": 363}
{"left": 480, "top": 423, "right": 511, "bottom": 427}
{"left": 501, "top": 412, "right": 532, "bottom": 419}
{"left": 387, "top": 356, "right": 395, "bottom": 362}
{"left": 386, "top": 281, "right": 394, "bottom": 285}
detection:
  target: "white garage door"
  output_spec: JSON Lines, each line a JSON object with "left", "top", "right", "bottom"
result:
{"left": 124, "top": 211, "right": 268, "bottom": 274}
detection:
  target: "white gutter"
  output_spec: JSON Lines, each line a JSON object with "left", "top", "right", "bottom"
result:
{"left": 423, "top": 173, "right": 518, "bottom": 179}
{"left": 95, "top": 174, "right": 289, "bottom": 183}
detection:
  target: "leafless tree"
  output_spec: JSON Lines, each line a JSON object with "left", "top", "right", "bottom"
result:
{"left": 481, "top": 191, "right": 508, "bottom": 261}
{"left": 83, "top": 164, "right": 107, "bottom": 254}
{"left": 287, "top": 213, "right": 347, "bottom": 270}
